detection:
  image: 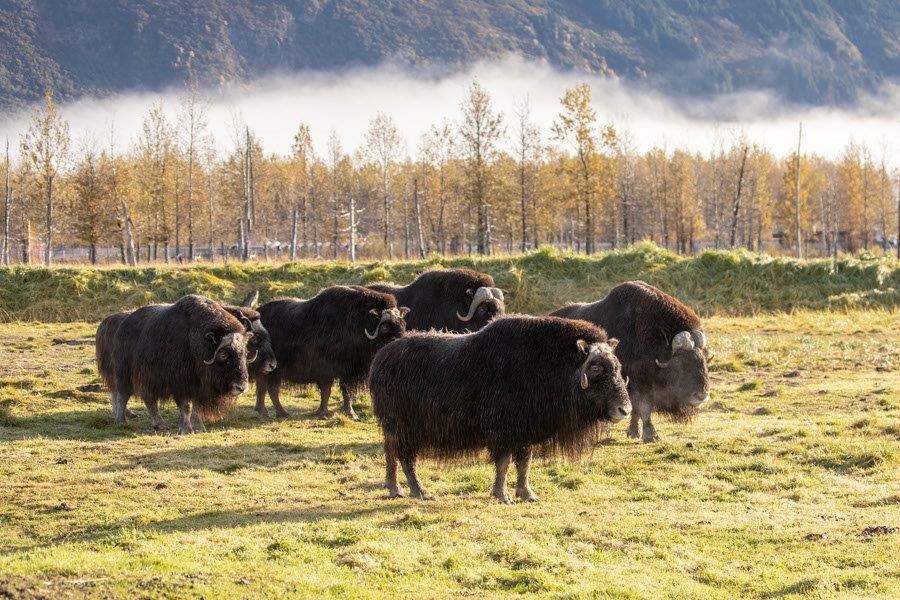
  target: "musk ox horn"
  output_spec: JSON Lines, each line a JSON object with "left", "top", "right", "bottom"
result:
{"left": 580, "top": 372, "right": 589, "bottom": 389}
{"left": 576, "top": 339, "right": 589, "bottom": 354}
{"left": 691, "top": 329, "right": 706, "bottom": 349}
{"left": 489, "top": 287, "right": 505, "bottom": 302}
{"left": 203, "top": 334, "right": 234, "bottom": 365}
{"left": 457, "top": 287, "right": 494, "bottom": 322}
{"left": 672, "top": 331, "right": 695, "bottom": 352}
{"left": 655, "top": 358, "right": 669, "bottom": 368}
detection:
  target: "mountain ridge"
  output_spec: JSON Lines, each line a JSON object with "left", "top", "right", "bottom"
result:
{"left": 1, "top": 0, "right": 898, "bottom": 111}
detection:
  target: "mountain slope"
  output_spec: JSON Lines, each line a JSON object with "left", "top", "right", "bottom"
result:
{"left": 1, "top": 0, "right": 897, "bottom": 110}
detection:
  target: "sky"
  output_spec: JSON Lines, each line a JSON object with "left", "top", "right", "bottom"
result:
{"left": 1, "top": 57, "right": 898, "bottom": 166}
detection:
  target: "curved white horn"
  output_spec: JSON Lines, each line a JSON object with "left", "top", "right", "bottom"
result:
{"left": 457, "top": 287, "right": 493, "bottom": 322}
{"left": 672, "top": 331, "right": 695, "bottom": 352}
{"left": 490, "top": 287, "right": 505, "bottom": 302}
{"left": 656, "top": 358, "right": 669, "bottom": 368}
{"left": 203, "top": 335, "right": 232, "bottom": 365}
{"left": 580, "top": 372, "right": 589, "bottom": 390}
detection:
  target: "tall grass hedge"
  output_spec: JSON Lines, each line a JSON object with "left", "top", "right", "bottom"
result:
{"left": 1, "top": 243, "right": 897, "bottom": 322}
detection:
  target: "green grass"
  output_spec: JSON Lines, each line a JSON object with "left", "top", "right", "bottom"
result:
{"left": 1, "top": 310, "right": 898, "bottom": 598}
{"left": 1, "top": 244, "right": 898, "bottom": 321}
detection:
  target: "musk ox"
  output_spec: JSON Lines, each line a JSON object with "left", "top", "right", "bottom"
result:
{"left": 222, "top": 291, "right": 277, "bottom": 377}
{"left": 369, "top": 315, "right": 631, "bottom": 503}
{"left": 550, "top": 281, "right": 710, "bottom": 442}
{"left": 100, "top": 295, "right": 254, "bottom": 434}
{"left": 256, "top": 285, "right": 408, "bottom": 419}
{"left": 368, "top": 268, "right": 504, "bottom": 332}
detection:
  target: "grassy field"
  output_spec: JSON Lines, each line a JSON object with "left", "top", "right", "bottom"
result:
{"left": 0, "top": 309, "right": 897, "bottom": 598}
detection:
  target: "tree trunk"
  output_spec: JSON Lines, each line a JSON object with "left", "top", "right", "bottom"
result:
{"left": 349, "top": 194, "right": 357, "bottom": 262}
{"left": 44, "top": 176, "right": 53, "bottom": 266}
{"left": 728, "top": 146, "right": 749, "bottom": 247}
{"left": 794, "top": 123, "right": 803, "bottom": 259}
{"left": 290, "top": 205, "right": 298, "bottom": 261}
{"left": 3, "top": 139, "right": 10, "bottom": 265}
{"left": 413, "top": 177, "right": 426, "bottom": 259}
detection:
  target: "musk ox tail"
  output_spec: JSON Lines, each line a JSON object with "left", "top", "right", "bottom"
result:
{"left": 95, "top": 311, "right": 130, "bottom": 391}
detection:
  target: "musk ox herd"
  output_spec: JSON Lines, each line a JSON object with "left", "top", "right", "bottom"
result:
{"left": 96, "top": 268, "right": 711, "bottom": 502}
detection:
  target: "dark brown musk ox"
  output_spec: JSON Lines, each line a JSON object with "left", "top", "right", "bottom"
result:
{"left": 369, "top": 315, "right": 631, "bottom": 503}
{"left": 550, "top": 281, "right": 710, "bottom": 443}
{"left": 368, "top": 268, "right": 504, "bottom": 332}
{"left": 99, "top": 295, "right": 254, "bottom": 434}
{"left": 256, "top": 285, "right": 408, "bottom": 420}
{"left": 96, "top": 291, "right": 274, "bottom": 425}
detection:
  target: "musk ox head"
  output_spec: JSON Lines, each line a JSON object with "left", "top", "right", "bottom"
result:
{"left": 235, "top": 292, "right": 277, "bottom": 374}
{"left": 364, "top": 306, "right": 409, "bottom": 343}
{"left": 651, "top": 329, "right": 710, "bottom": 418}
{"left": 576, "top": 338, "right": 631, "bottom": 422}
{"left": 202, "top": 330, "right": 253, "bottom": 396}
{"left": 448, "top": 271, "right": 505, "bottom": 331}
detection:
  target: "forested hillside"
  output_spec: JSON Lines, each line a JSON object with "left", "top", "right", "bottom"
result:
{"left": 1, "top": 0, "right": 898, "bottom": 110}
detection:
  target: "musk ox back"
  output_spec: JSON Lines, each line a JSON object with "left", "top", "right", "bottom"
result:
{"left": 256, "top": 285, "right": 407, "bottom": 419}
{"left": 369, "top": 315, "right": 631, "bottom": 503}
{"left": 368, "top": 268, "right": 504, "bottom": 332}
{"left": 111, "top": 295, "right": 253, "bottom": 434}
{"left": 551, "top": 281, "right": 710, "bottom": 442}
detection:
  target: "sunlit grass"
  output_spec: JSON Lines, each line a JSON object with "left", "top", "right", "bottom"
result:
{"left": 0, "top": 310, "right": 898, "bottom": 597}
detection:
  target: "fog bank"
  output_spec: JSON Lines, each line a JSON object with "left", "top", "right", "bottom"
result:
{"left": 1, "top": 58, "right": 898, "bottom": 165}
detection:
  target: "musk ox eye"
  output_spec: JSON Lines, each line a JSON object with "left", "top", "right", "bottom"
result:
{"left": 218, "top": 351, "right": 228, "bottom": 361}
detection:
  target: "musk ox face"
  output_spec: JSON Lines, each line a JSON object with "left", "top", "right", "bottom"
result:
{"left": 576, "top": 338, "right": 631, "bottom": 422}
{"left": 364, "top": 306, "right": 408, "bottom": 343}
{"left": 247, "top": 319, "right": 277, "bottom": 374}
{"left": 203, "top": 331, "right": 252, "bottom": 396}
{"left": 652, "top": 329, "right": 710, "bottom": 417}
{"left": 455, "top": 284, "right": 505, "bottom": 330}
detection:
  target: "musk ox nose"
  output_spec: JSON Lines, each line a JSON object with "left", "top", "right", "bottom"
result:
{"left": 609, "top": 400, "right": 631, "bottom": 422}
{"left": 230, "top": 382, "right": 248, "bottom": 395}
{"left": 262, "top": 360, "right": 277, "bottom": 374}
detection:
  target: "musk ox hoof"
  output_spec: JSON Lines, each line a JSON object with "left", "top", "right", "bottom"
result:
{"left": 642, "top": 433, "right": 660, "bottom": 443}
{"left": 516, "top": 487, "right": 539, "bottom": 502}
{"left": 411, "top": 489, "right": 434, "bottom": 501}
{"left": 313, "top": 409, "right": 331, "bottom": 420}
{"left": 492, "top": 490, "right": 513, "bottom": 504}
{"left": 342, "top": 408, "right": 359, "bottom": 421}
{"left": 274, "top": 408, "right": 290, "bottom": 418}
{"left": 626, "top": 426, "right": 641, "bottom": 439}
{"left": 387, "top": 488, "right": 406, "bottom": 499}
{"left": 254, "top": 407, "right": 270, "bottom": 418}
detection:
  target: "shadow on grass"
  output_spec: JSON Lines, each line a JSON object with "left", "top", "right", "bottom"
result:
{"left": 0, "top": 502, "right": 405, "bottom": 557}
{"left": 95, "top": 439, "right": 382, "bottom": 474}
{"left": 0, "top": 392, "right": 374, "bottom": 441}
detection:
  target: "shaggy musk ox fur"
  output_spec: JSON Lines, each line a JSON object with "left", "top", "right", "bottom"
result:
{"left": 102, "top": 295, "right": 253, "bottom": 434}
{"left": 369, "top": 315, "right": 631, "bottom": 503}
{"left": 257, "top": 285, "right": 407, "bottom": 419}
{"left": 368, "top": 268, "right": 504, "bottom": 332}
{"left": 551, "top": 281, "right": 710, "bottom": 443}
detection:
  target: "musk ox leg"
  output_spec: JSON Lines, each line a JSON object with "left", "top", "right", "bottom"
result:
{"left": 267, "top": 376, "right": 290, "bottom": 418}
{"left": 383, "top": 436, "right": 405, "bottom": 498}
{"left": 177, "top": 400, "right": 195, "bottom": 435}
{"left": 145, "top": 397, "right": 169, "bottom": 432}
{"left": 254, "top": 376, "right": 270, "bottom": 418}
{"left": 491, "top": 452, "right": 513, "bottom": 504}
{"left": 634, "top": 398, "right": 659, "bottom": 443}
{"left": 124, "top": 407, "right": 138, "bottom": 419}
{"left": 399, "top": 456, "right": 433, "bottom": 501}
{"left": 314, "top": 380, "right": 333, "bottom": 419}
{"left": 626, "top": 409, "right": 641, "bottom": 439}
{"left": 338, "top": 381, "right": 359, "bottom": 421}
{"left": 111, "top": 391, "right": 129, "bottom": 425}
{"left": 191, "top": 411, "right": 207, "bottom": 433}
{"left": 514, "top": 448, "right": 538, "bottom": 502}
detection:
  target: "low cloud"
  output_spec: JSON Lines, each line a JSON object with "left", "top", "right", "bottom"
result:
{"left": 1, "top": 57, "right": 897, "bottom": 164}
